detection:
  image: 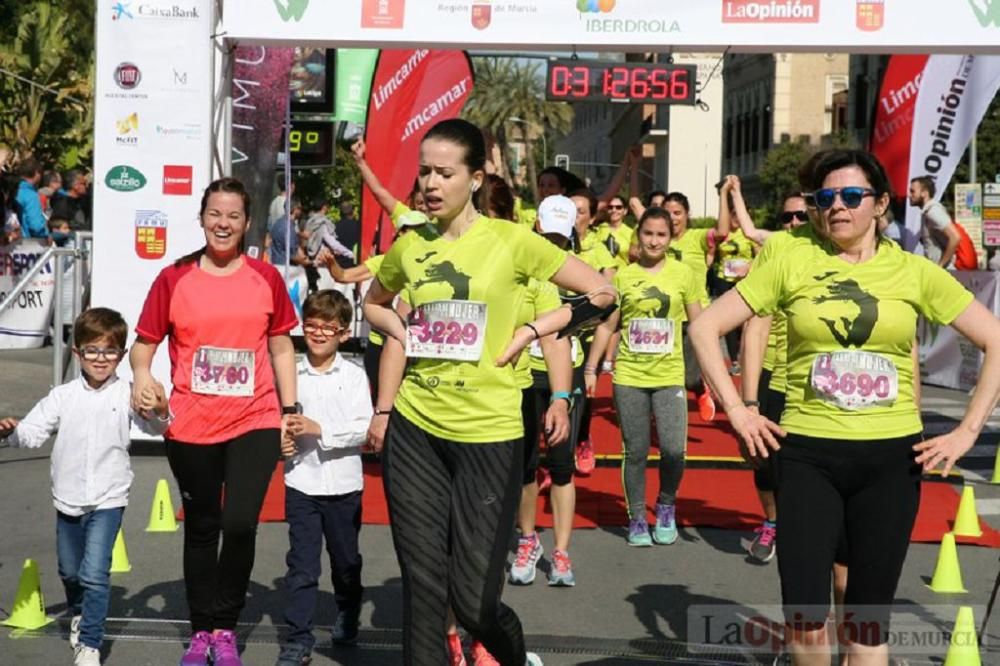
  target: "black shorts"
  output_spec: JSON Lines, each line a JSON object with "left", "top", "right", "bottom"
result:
{"left": 774, "top": 433, "right": 921, "bottom": 644}
{"left": 751, "top": 369, "right": 785, "bottom": 493}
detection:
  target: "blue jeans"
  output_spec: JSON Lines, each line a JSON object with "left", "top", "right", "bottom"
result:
{"left": 283, "top": 487, "right": 363, "bottom": 650}
{"left": 56, "top": 507, "right": 124, "bottom": 649}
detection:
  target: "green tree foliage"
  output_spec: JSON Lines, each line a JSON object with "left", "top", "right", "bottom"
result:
{"left": 0, "top": 1, "right": 95, "bottom": 169}
{"left": 756, "top": 140, "right": 813, "bottom": 227}
{"left": 463, "top": 57, "right": 573, "bottom": 203}
{"left": 293, "top": 144, "right": 363, "bottom": 218}
{"left": 953, "top": 94, "right": 1000, "bottom": 189}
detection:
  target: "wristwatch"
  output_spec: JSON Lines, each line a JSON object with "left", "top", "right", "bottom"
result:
{"left": 282, "top": 402, "right": 303, "bottom": 415}
{"left": 374, "top": 406, "right": 393, "bottom": 417}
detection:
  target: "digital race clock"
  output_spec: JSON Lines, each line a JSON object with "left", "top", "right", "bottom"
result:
{"left": 545, "top": 59, "right": 697, "bottom": 105}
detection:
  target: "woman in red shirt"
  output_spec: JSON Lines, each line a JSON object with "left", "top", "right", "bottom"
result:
{"left": 130, "top": 178, "right": 299, "bottom": 666}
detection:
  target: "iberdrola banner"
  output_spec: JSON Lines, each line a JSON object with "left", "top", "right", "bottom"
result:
{"left": 360, "top": 50, "right": 474, "bottom": 259}
{"left": 335, "top": 49, "right": 379, "bottom": 125}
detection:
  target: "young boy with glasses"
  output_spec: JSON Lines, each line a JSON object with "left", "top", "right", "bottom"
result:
{"left": 275, "top": 290, "right": 372, "bottom": 666}
{"left": 0, "top": 307, "right": 169, "bottom": 666}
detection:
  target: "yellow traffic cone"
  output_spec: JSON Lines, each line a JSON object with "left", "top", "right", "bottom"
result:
{"left": 943, "top": 606, "right": 981, "bottom": 666}
{"left": 990, "top": 449, "right": 1000, "bottom": 484}
{"left": 953, "top": 486, "right": 983, "bottom": 538}
{"left": 110, "top": 528, "right": 131, "bottom": 573}
{"left": 2, "top": 559, "right": 54, "bottom": 630}
{"left": 928, "top": 532, "right": 967, "bottom": 593}
{"left": 146, "top": 479, "right": 179, "bottom": 532}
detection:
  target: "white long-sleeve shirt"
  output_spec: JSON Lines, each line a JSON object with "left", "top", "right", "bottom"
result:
{"left": 1, "top": 375, "right": 169, "bottom": 516}
{"left": 284, "top": 355, "right": 372, "bottom": 496}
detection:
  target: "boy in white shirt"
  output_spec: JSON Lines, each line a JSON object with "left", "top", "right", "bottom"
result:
{"left": 276, "top": 290, "right": 372, "bottom": 666}
{"left": 0, "top": 307, "right": 169, "bottom": 666}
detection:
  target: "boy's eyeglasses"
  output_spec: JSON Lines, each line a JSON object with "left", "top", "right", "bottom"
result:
{"left": 303, "top": 322, "right": 345, "bottom": 337}
{"left": 809, "top": 187, "right": 876, "bottom": 210}
{"left": 778, "top": 210, "right": 809, "bottom": 224}
{"left": 77, "top": 347, "right": 125, "bottom": 361}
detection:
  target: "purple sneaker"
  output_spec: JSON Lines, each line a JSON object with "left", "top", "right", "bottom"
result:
{"left": 179, "top": 631, "right": 212, "bottom": 666}
{"left": 626, "top": 517, "right": 652, "bottom": 547}
{"left": 212, "top": 630, "right": 243, "bottom": 666}
{"left": 652, "top": 503, "right": 678, "bottom": 545}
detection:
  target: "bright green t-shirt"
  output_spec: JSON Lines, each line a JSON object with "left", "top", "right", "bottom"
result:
{"left": 376, "top": 216, "right": 567, "bottom": 442}
{"left": 713, "top": 228, "right": 756, "bottom": 282}
{"left": 527, "top": 279, "right": 582, "bottom": 373}
{"left": 612, "top": 260, "right": 700, "bottom": 388}
{"left": 669, "top": 227, "right": 713, "bottom": 306}
{"left": 737, "top": 237, "right": 973, "bottom": 439}
{"left": 574, "top": 233, "right": 617, "bottom": 273}
{"left": 750, "top": 226, "right": 816, "bottom": 391}
{"left": 595, "top": 223, "right": 634, "bottom": 269}
{"left": 515, "top": 198, "right": 537, "bottom": 229}
{"left": 365, "top": 255, "right": 386, "bottom": 346}
{"left": 516, "top": 278, "right": 564, "bottom": 387}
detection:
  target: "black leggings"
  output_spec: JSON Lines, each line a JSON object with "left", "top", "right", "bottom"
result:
{"left": 774, "top": 433, "right": 921, "bottom": 644}
{"left": 165, "top": 429, "right": 281, "bottom": 632}
{"left": 523, "top": 367, "right": 585, "bottom": 486}
{"left": 383, "top": 412, "right": 526, "bottom": 666}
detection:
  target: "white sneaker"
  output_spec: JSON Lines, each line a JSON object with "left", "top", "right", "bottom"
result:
{"left": 69, "top": 615, "right": 82, "bottom": 649}
{"left": 73, "top": 645, "right": 101, "bottom": 665}
{"left": 525, "top": 652, "right": 543, "bottom": 666}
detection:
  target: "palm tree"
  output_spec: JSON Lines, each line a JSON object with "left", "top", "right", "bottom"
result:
{"left": 463, "top": 58, "right": 573, "bottom": 201}
{"left": 0, "top": 1, "right": 94, "bottom": 166}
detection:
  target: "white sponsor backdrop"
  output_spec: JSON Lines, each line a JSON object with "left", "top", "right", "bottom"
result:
{"left": 919, "top": 271, "right": 1000, "bottom": 391}
{"left": 92, "top": 1, "right": 214, "bottom": 422}
{"left": 0, "top": 240, "right": 56, "bottom": 350}
{"left": 225, "top": 1, "right": 1000, "bottom": 51}
{"left": 904, "top": 55, "right": 1000, "bottom": 248}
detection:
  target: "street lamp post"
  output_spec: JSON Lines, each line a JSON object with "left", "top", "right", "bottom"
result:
{"left": 508, "top": 116, "right": 547, "bottom": 167}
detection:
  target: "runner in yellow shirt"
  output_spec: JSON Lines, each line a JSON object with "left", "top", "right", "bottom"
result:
{"left": 585, "top": 207, "right": 703, "bottom": 547}
{"left": 736, "top": 191, "right": 810, "bottom": 564}
{"left": 594, "top": 195, "right": 634, "bottom": 270}
{"left": 363, "top": 119, "right": 614, "bottom": 666}
{"left": 691, "top": 149, "right": 1000, "bottom": 666}
{"left": 630, "top": 192, "right": 732, "bottom": 422}
{"left": 567, "top": 189, "right": 618, "bottom": 476}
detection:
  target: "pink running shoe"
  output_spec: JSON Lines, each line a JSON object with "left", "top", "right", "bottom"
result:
{"left": 211, "top": 630, "right": 242, "bottom": 666}
{"left": 179, "top": 631, "right": 212, "bottom": 666}
{"left": 575, "top": 439, "right": 595, "bottom": 475}
{"left": 471, "top": 640, "right": 500, "bottom": 666}
{"left": 447, "top": 632, "right": 467, "bottom": 666}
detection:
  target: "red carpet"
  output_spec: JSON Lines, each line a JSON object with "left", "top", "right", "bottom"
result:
{"left": 241, "top": 373, "right": 1000, "bottom": 548}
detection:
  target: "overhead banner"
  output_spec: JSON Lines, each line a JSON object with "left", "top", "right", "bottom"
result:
{"left": 868, "top": 55, "right": 929, "bottom": 202}
{"left": 360, "top": 50, "right": 473, "bottom": 258}
{"left": 919, "top": 270, "right": 1000, "bottom": 391}
{"left": 226, "top": 1, "right": 1000, "bottom": 51}
{"left": 335, "top": 48, "right": 379, "bottom": 125}
{"left": 92, "top": 0, "right": 213, "bottom": 428}
{"left": 0, "top": 240, "right": 56, "bottom": 350}
{"left": 231, "top": 46, "right": 296, "bottom": 254}
{"left": 903, "top": 55, "right": 1000, "bottom": 249}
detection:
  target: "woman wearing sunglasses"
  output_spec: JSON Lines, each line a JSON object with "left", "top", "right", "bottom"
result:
{"left": 690, "top": 149, "right": 1000, "bottom": 666}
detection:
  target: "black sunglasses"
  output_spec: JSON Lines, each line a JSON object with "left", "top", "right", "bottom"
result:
{"left": 778, "top": 210, "right": 809, "bottom": 224}
{"left": 608, "top": 204, "right": 625, "bottom": 210}
{"left": 809, "top": 187, "right": 876, "bottom": 210}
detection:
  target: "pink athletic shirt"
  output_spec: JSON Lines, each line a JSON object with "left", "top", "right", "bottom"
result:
{"left": 136, "top": 255, "right": 298, "bottom": 444}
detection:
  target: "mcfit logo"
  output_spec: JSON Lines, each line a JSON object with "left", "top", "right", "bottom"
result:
{"left": 577, "top": 0, "right": 616, "bottom": 11}
{"left": 969, "top": 0, "right": 1000, "bottom": 27}
{"left": 273, "top": 0, "right": 308, "bottom": 21}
